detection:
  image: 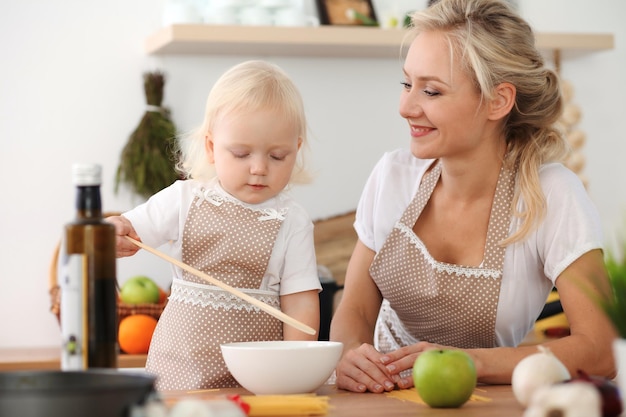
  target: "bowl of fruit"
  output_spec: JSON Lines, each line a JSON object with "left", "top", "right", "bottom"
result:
{"left": 221, "top": 340, "right": 343, "bottom": 395}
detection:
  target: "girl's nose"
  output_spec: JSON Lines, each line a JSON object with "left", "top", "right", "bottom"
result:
{"left": 250, "top": 156, "right": 268, "bottom": 175}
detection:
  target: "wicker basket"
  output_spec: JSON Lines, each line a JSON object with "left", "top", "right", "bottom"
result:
{"left": 49, "top": 212, "right": 167, "bottom": 325}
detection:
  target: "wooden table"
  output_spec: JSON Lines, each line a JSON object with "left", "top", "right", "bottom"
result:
{"left": 0, "top": 349, "right": 525, "bottom": 416}
{"left": 162, "top": 384, "right": 525, "bottom": 417}
{"left": 0, "top": 347, "right": 146, "bottom": 371}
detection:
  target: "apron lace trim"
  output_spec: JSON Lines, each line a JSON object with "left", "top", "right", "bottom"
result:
{"left": 192, "top": 187, "right": 288, "bottom": 221}
{"left": 168, "top": 278, "right": 280, "bottom": 312}
{"left": 395, "top": 222, "right": 502, "bottom": 280}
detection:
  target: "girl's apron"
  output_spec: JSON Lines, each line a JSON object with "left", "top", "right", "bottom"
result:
{"left": 370, "top": 160, "right": 516, "bottom": 358}
{"left": 146, "top": 188, "right": 285, "bottom": 390}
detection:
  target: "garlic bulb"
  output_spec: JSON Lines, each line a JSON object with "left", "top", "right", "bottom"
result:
{"left": 523, "top": 382, "right": 601, "bottom": 417}
{"left": 512, "top": 346, "right": 571, "bottom": 407}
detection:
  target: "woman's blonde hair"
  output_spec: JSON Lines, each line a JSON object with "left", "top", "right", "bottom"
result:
{"left": 176, "top": 60, "right": 311, "bottom": 184}
{"left": 410, "top": 0, "right": 568, "bottom": 244}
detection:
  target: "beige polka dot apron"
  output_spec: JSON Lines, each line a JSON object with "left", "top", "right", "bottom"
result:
{"left": 146, "top": 187, "right": 285, "bottom": 390}
{"left": 371, "top": 160, "right": 516, "bottom": 355}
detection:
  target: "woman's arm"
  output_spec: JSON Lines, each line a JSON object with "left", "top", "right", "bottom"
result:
{"left": 379, "top": 249, "right": 617, "bottom": 386}
{"left": 473, "top": 248, "right": 616, "bottom": 383}
{"left": 330, "top": 240, "right": 396, "bottom": 393}
{"left": 281, "top": 290, "right": 320, "bottom": 341}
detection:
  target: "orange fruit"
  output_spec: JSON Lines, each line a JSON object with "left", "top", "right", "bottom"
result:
{"left": 118, "top": 314, "right": 158, "bottom": 354}
{"left": 157, "top": 286, "right": 169, "bottom": 304}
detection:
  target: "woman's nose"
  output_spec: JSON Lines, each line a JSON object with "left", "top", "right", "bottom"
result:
{"left": 399, "top": 92, "right": 423, "bottom": 119}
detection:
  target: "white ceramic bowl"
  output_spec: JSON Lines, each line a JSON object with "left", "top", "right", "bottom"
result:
{"left": 221, "top": 341, "right": 343, "bottom": 395}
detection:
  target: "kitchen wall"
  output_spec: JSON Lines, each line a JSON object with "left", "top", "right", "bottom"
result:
{"left": 1, "top": 0, "right": 624, "bottom": 349}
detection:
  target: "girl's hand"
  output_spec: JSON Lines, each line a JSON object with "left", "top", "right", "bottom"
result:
{"left": 104, "top": 215, "right": 141, "bottom": 258}
{"left": 379, "top": 341, "right": 449, "bottom": 389}
{"left": 335, "top": 343, "right": 396, "bottom": 393}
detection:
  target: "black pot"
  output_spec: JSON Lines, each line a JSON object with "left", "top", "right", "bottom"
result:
{"left": 0, "top": 369, "right": 156, "bottom": 417}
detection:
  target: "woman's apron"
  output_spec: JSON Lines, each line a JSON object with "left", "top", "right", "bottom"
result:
{"left": 146, "top": 188, "right": 285, "bottom": 390}
{"left": 370, "top": 160, "right": 516, "bottom": 359}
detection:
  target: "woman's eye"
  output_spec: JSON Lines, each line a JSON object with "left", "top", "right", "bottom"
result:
{"left": 400, "top": 81, "right": 412, "bottom": 90}
{"left": 423, "top": 89, "right": 440, "bottom": 97}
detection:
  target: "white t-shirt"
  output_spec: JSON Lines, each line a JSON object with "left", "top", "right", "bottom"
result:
{"left": 356, "top": 149, "right": 604, "bottom": 346}
{"left": 123, "top": 178, "right": 321, "bottom": 296}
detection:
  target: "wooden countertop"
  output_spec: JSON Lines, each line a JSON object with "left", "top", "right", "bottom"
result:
{"left": 0, "top": 347, "right": 146, "bottom": 371}
{"left": 161, "top": 384, "right": 524, "bottom": 417}
{"left": 0, "top": 347, "right": 530, "bottom": 416}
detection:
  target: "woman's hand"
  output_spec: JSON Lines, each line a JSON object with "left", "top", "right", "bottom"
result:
{"left": 335, "top": 343, "right": 396, "bottom": 393}
{"left": 378, "top": 341, "right": 448, "bottom": 390}
{"left": 104, "top": 215, "right": 141, "bottom": 257}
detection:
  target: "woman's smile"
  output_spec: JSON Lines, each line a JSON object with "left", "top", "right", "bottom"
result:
{"left": 409, "top": 124, "right": 435, "bottom": 138}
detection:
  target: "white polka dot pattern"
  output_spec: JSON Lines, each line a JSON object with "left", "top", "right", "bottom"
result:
{"left": 146, "top": 194, "right": 284, "bottom": 390}
{"left": 371, "top": 160, "right": 517, "bottom": 350}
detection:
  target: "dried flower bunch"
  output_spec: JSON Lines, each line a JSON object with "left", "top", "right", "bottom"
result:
{"left": 115, "top": 71, "right": 179, "bottom": 199}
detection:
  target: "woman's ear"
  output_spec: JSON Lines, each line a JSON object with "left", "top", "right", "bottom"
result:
{"left": 489, "top": 82, "right": 516, "bottom": 121}
{"left": 205, "top": 132, "right": 215, "bottom": 164}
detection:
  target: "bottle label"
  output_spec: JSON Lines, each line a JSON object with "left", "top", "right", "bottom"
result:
{"left": 60, "top": 245, "right": 88, "bottom": 370}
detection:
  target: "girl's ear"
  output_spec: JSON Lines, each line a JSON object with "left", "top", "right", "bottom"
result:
{"left": 297, "top": 136, "right": 303, "bottom": 151}
{"left": 205, "top": 132, "right": 215, "bottom": 164}
{"left": 488, "top": 82, "right": 516, "bottom": 121}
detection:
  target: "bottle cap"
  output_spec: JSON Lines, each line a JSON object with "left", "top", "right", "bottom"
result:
{"left": 72, "top": 163, "right": 102, "bottom": 186}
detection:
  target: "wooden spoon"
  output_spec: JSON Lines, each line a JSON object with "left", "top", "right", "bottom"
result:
{"left": 124, "top": 236, "right": 316, "bottom": 336}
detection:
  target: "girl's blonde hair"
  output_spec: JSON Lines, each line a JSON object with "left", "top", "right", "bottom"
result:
{"left": 410, "top": 0, "right": 568, "bottom": 244}
{"left": 176, "top": 60, "right": 311, "bottom": 184}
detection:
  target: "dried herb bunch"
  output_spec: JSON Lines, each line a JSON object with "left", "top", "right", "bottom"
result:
{"left": 115, "top": 71, "right": 179, "bottom": 199}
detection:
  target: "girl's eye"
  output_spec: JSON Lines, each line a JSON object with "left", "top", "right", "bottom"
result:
{"left": 232, "top": 152, "right": 249, "bottom": 158}
{"left": 270, "top": 154, "right": 286, "bottom": 161}
{"left": 423, "top": 89, "right": 440, "bottom": 97}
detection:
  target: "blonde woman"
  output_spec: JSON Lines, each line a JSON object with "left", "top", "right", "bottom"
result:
{"left": 331, "top": 0, "right": 616, "bottom": 393}
{"left": 108, "top": 61, "right": 320, "bottom": 390}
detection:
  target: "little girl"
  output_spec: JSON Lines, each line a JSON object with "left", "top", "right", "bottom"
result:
{"left": 107, "top": 60, "right": 321, "bottom": 390}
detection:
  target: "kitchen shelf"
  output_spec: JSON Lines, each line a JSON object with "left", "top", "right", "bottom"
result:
{"left": 145, "top": 24, "right": 614, "bottom": 58}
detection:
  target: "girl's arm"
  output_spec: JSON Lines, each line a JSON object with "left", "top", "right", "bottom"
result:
{"left": 281, "top": 289, "right": 320, "bottom": 341}
{"left": 105, "top": 215, "right": 142, "bottom": 258}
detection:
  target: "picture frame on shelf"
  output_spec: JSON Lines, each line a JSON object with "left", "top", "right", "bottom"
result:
{"left": 315, "top": 0, "right": 378, "bottom": 26}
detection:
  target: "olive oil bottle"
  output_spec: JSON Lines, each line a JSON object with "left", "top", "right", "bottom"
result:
{"left": 60, "top": 164, "right": 118, "bottom": 369}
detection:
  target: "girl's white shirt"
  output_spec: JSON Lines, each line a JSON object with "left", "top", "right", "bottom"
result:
{"left": 123, "top": 177, "right": 321, "bottom": 296}
{"left": 355, "top": 148, "right": 604, "bottom": 347}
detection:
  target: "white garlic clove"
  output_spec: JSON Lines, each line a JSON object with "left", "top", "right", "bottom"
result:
{"left": 512, "top": 346, "right": 571, "bottom": 407}
{"left": 522, "top": 382, "right": 602, "bottom": 417}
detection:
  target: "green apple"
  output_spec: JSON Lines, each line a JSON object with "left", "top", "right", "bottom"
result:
{"left": 412, "top": 349, "right": 477, "bottom": 408}
{"left": 120, "top": 275, "right": 160, "bottom": 305}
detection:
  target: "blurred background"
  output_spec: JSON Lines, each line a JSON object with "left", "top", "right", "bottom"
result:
{"left": 1, "top": 0, "right": 624, "bottom": 349}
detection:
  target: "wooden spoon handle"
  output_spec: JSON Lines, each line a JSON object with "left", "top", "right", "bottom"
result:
{"left": 124, "top": 236, "right": 316, "bottom": 336}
